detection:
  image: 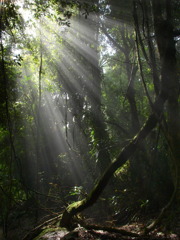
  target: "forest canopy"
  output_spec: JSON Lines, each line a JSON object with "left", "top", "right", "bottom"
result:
{"left": 0, "top": 0, "right": 180, "bottom": 239}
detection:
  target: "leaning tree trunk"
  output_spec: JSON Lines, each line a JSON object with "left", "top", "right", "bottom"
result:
{"left": 60, "top": 93, "right": 167, "bottom": 227}
{"left": 60, "top": 0, "right": 178, "bottom": 228}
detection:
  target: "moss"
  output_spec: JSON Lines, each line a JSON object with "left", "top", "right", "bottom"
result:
{"left": 67, "top": 199, "right": 87, "bottom": 213}
{"left": 33, "top": 227, "right": 67, "bottom": 240}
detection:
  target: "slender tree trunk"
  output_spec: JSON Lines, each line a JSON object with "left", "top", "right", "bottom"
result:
{"left": 89, "top": 15, "right": 112, "bottom": 174}
{"left": 152, "top": 0, "right": 180, "bottom": 205}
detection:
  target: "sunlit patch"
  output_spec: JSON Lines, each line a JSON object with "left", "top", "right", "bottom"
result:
{"left": 11, "top": 0, "right": 124, "bottom": 192}
{"left": 0, "top": 0, "right": 5, "bottom": 6}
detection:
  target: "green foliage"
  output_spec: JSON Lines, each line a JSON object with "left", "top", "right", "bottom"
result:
{"left": 0, "top": 1, "right": 22, "bottom": 33}
{"left": 0, "top": 0, "right": 179, "bottom": 233}
{"left": 69, "top": 186, "right": 85, "bottom": 200}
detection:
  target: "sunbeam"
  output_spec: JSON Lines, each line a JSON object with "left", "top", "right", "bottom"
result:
{"left": 1, "top": 0, "right": 179, "bottom": 238}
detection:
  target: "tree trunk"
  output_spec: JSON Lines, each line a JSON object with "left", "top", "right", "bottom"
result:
{"left": 152, "top": 0, "right": 180, "bottom": 206}
{"left": 85, "top": 11, "right": 112, "bottom": 174}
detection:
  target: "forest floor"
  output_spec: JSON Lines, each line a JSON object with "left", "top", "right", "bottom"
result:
{"left": 2, "top": 199, "right": 179, "bottom": 240}
{"left": 4, "top": 211, "right": 180, "bottom": 240}
{"left": 34, "top": 224, "right": 179, "bottom": 240}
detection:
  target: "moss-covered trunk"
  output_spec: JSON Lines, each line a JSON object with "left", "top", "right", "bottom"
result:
{"left": 60, "top": 94, "right": 166, "bottom": 227}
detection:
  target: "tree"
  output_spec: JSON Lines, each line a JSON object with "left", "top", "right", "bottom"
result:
{"left": 60, "top": 0, "right": 179, "bottom": 228}
{"left": 0, "top": 0, "right": 179, "bottom": 237}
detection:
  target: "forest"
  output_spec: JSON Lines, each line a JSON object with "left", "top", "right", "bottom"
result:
{"left": 0, "top": 0, "right": 180, "bottom": 239}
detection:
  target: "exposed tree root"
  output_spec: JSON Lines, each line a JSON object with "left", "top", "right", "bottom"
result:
{"left": 22, "top": 214, "right": 141, "bottom": 240}
{"left": 80, "top": 223, "right": 140, "bottom": 237}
